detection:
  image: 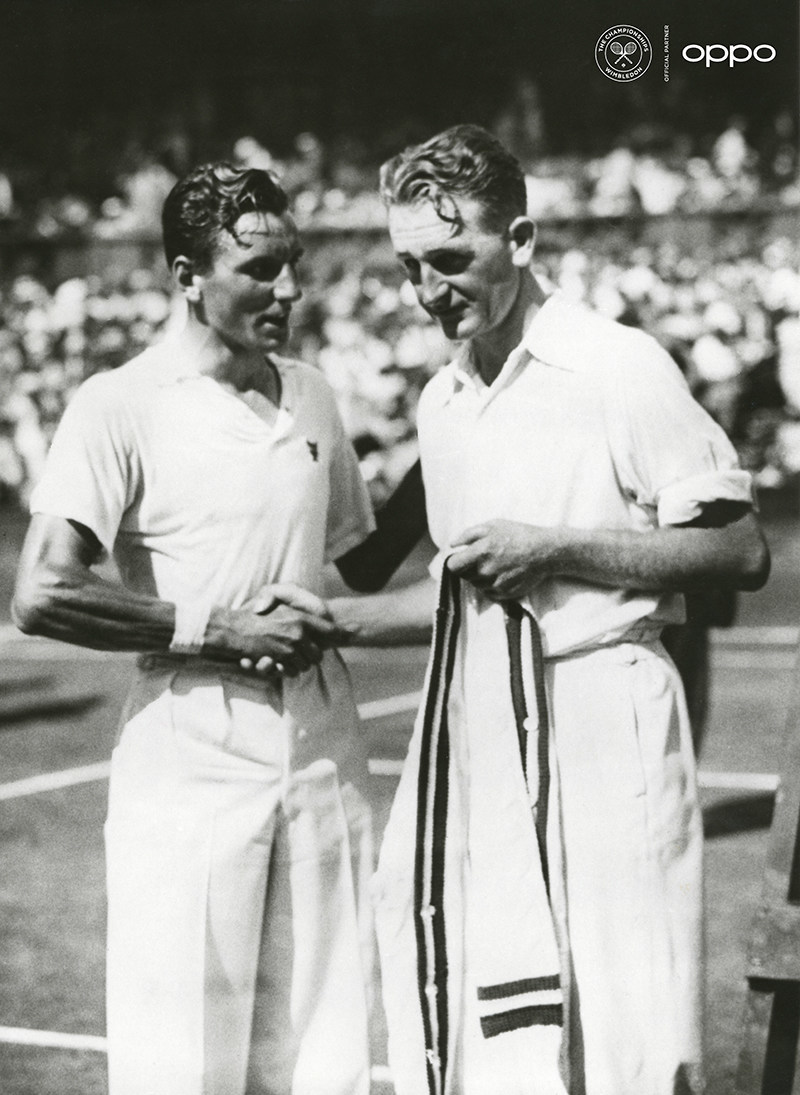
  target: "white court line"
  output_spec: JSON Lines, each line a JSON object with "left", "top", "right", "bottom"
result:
{"left": 369, "top": 759, "right": 406, "bottom": 777}
{"left": 370, "top": 759, "right": 784, "bottom": 790}
{"left": 0, "top": 1026, "right": 107, "bottom": 1052}
{"left": 0, "top": 761, "right": 112, "bottom": 801}
{"left": 0, "top": 745, "right": 784, "bottom": 801}
{"left": 698, "top": 771, "right": 780, "bottom": 792}
{"left": 357, "top": 691, "right": 421, "bottom": 719}
{"left": 0, "top": 696, "right": 422, "bottom": 801}
{"left": 0, "top": 1025, "right": 395, "bottom": 1083}
{"left": 713, "top": 625, "right": 799, "bottom": 646}
{"left": 0, "top": 628, "right": 786, "bottom": 1073}
{"left": 713, "top": 650, "right": 796, "bottom": 671}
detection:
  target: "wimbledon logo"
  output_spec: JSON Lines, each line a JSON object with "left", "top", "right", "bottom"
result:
{"left": 595, "top": 25, "right": 653, "bottom": 82}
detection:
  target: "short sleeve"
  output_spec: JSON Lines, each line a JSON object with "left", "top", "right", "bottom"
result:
{"left": 324, "top": 413, "right": 376, "bottom": 563}
{"left": 605, "top": 332, "right": 755, "bottom": 526}
{"left": 29, "top": 375, "right": 134, "bottom": 554}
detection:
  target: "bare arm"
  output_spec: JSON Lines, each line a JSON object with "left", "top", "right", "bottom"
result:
{"left": 327, "top": 578, "right": 436, "bottom": 647}
{"left": 335, "top": 459, "right": 428, "bottom": 592}
{"left": 447, "top": 502, "right": 770, "bottom": 601}
{"left": 12, "top": 514, "right": 341, "bottom": 674}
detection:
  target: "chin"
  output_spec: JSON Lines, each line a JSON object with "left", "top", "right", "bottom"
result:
{"left": 449, "top": 317, "right": 483, "bottom": 343}
{"left": 256, "top": 331, "right": 288, "bottom": 353}
{"left": 437, "top": 314, "right": 472, "bottom": 341}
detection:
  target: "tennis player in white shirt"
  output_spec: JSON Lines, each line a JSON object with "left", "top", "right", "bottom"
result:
{"left": 326, "top": 125, "right": 770, "bottom": 1095}
{"left": 12, "top": 161, "right": 427, "bottom": 1095}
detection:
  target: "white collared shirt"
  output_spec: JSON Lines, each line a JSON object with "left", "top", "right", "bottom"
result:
{"left": 31, "top": 334, "right": 374, "bottom": 611}
{"left": 418, "top": 293, "right": 754, "bottom": 657}
{"left": 31, "top": 335, "right": 376, "bottom": 751}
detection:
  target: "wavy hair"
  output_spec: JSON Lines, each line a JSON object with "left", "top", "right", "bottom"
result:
{"left": 161, "top": 162, "right": 289, "bottom": 270}
{"left": 379, "top": 124, "right": 527, "bottom": 233}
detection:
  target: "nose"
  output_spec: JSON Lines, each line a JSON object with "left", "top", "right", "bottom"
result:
{"left": 418, "top": 264, "right": 448, "bottom": 310}
{"left": 274, "top": 263, "right": 302, "bottom": 302}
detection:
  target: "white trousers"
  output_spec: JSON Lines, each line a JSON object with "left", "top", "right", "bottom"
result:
{"left": 547, "top": 641, "right": 703, "bottom": 1095}
{"left": 375, "top": 638, "right": 703, "bottom": 1095}
{"left": 105, "top": 662, "right": 372, "bottom": 1095}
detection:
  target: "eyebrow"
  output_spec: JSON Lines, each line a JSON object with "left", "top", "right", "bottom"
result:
{"left": 395, "top": 241, "right": 471, "bottom": 262}
{"left": 236, "top": 243, "right": 304, "bottom": 266}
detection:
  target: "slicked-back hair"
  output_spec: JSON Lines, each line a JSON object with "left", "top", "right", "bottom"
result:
{"left": 379, "top": 124, "right": 527, "bottom": 235}
{"left": 162, "top": 162, "right": 289, "bottom": 271}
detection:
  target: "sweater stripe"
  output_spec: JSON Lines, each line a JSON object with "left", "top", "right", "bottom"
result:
{"left": 480, "top": 1003, "right": 564, "bottom": 1039}
{"left": 477, "top": 974, "right": 561, "bottom": 1001}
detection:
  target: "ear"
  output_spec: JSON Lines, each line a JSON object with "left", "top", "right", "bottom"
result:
{"left": 508, "top": 216, "right": 536, "bottom": 268}
{"left": 172, "top": 256, "right": 202, "bottom": 304}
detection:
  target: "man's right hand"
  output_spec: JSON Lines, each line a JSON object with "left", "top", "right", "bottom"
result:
{"left": 236, "top": 604, "right": 338, "bottom": 677}
{"left": 12, "top": 515, "right": 344, "bottom": 676}
{"left": 239, "top": 582, "right": 345, "bottom": 674}
{"left": 208, "top": 589, "right": 341, "bottom": 679}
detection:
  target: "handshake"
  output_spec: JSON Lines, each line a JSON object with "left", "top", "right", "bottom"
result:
{"left": 232, "top": 582, "right": 346, "bottom": 680}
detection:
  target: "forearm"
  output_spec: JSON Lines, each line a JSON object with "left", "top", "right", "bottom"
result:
{"left": 13, "top": 515, "right": 340, "bottom": 673}
{"left": 546, "top": 521, "right": 768, "bottom": 592}
{"left": 328, "top": 578, "right": 436, "bottom": 646}
{"left": 336, "top": 459, "right": 428, "bottom": 592}
{"left": 13, "top": 561, "right": 177, "bottom": 651}
{"left": 12, "top": 561, "right": 315, "bottom": 666}
{"left": 12, "top": 562, "right": 241, "bottom": 659}
{"left": 449, "top": 508, "right": 770, "bottom": 602}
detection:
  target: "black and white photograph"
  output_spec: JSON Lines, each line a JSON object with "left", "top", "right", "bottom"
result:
{"left": 0, "top": 1, "right": 798, "bottom": 1093}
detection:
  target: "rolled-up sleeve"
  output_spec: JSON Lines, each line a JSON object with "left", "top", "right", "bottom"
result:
{"left": 656, "top": 468, "right": 755, "bottom": 525}
{"left": 605, "top": 332, "right": 755, "bottom": 527}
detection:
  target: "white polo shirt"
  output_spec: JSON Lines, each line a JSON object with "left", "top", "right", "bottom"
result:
{"left": 30, "top": 335, "right": 375, "bottom": 745}
{"left": 31, "top": 337, "right": 373, "bottom": 605}
{"left": 418, "top": 293, "right": 754, "bottom": 658}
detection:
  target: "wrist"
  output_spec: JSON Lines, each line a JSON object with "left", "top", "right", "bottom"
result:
{"left": 326, "top": 598, "right": 361, "bottom": 646}
{"left": 536, "top": 525, "right": 571, "bottom": 579}
{"left": 201, "top": 605, "right": 242, "bottom": 662}
{"left": 169, "top": 600, "right": 213, "bottom": 657}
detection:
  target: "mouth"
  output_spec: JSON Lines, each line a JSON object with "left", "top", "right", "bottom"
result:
{"left": 427, "top": 303, "right": 466, "bottom": 322}
{"left": 256, "top": 312, "right": 290, "bottom": 332}
{"left": 428, "top": 304, "right": 469, "bottom": 329}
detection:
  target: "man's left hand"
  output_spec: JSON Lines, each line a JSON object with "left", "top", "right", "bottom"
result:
{"left": 447, "top": 520, "right": 558, "bottom": 600}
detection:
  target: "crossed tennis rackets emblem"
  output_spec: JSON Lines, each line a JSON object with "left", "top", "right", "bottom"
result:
{"left": 595, "top": 25, "right": 652, "bottom": 81}
{"left": 609, "top": 38, "right": 639, "bottom": 67}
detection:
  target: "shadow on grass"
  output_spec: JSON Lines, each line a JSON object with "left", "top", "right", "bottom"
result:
{"left": 0, "top": 694, "right": 103, "bottom": 727}
{"left": 703, "top": 793, "right": 776, "bottom": 839}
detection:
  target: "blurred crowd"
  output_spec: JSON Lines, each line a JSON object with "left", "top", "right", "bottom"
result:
{"left": 0, "top": 212, "right": 798, "bottom": 509}
{"left": 0, "top": 86, "right": 797, "bottom": 507}
{"left": 523, "top": 111, "right": 799, "bottom": 220}
{"left": 0, "top": 103, "right": 797, "bottom": 240}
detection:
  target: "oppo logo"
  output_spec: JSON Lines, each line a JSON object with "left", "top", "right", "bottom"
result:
{"left": 682, "top": 43, "right": 776, "bottom": 66}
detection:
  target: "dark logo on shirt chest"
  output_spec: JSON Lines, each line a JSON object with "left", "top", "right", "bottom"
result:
{"left": 306, "top": 439, "right": 319, "bottom": 462}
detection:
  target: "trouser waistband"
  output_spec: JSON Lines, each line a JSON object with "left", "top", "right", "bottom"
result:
{"left": 544, "top": 625, "right": 664, "bottom": 662}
